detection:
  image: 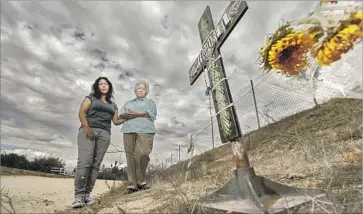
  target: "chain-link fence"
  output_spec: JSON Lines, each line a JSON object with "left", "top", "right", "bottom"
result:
{"left": 189, "top": 73, "right": 318, "bottom": 155}
{"left": 189, "top": 43, "right": 362, "bottom": 156}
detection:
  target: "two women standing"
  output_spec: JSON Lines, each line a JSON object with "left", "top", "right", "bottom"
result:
{"left": 72, "top": 78, "right": 157, "bottom": 208}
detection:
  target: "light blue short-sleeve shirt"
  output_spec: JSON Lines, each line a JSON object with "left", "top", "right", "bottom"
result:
{"left": 120, "top": 97, "right": 157, "bottom": 134}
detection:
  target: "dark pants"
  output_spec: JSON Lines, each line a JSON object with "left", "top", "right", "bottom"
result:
{"left": 74, "top": 127, "right": 110, "bottom": 197}
{"left": 123, "top": 133, "right": 154, "bottom": 189}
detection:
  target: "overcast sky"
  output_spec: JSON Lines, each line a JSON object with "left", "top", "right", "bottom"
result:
{"left": 1, "top": 1, "right": 361, "bottom": 170}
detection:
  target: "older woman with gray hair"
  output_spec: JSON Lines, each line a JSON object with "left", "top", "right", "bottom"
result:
{"left": 119, "top": 80, "right": 157, "bottom": 194}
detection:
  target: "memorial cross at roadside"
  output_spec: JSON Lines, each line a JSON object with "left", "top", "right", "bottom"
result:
{"left": 188, "top": 1, "right": 248, "bottom": 143}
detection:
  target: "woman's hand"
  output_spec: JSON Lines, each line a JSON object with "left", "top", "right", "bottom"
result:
{"left": 118, "top": 111, "right": 136, "bottom": 119}
{"left": 113, "top": 111, "right": 127, "bottom": 125}
{"left": 126, "top": 110, "right": 139, "bottom": 117}
{"left": 119, "top": 110, "right": 146, "bottom": 119}
{"left": 118, "top": 112, "right": 130, "bottom": 119}
{"left": 78, "top": 98, "right": 94, "bottom": 139}
{"left": 127, "top": 110, "right": 148, "bottom": 118}
{"left": 83, "top": 126, "right": 95, "bottom": 140}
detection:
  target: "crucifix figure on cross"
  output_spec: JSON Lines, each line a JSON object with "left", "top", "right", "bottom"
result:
{"left": 188, "top": 1, "right": 330, "bottom": 213}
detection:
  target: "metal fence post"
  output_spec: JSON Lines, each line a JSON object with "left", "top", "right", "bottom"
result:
{"left": 313, "top": 97, "right": 318, "bottom": 107}
{"left": 250, "top": 79, "right": 261, "bottom": 129}
{"left": 178, "top": 145, "right": 181, "bottom": 162}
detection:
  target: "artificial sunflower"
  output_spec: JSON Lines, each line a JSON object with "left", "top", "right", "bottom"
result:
{"left": 320, "top": 0, "right": 338, "bottom": 5}
{"left": 259, "top": 23, "right": 323, "bottom": 76}
{"left": 259, "top": 23, "right": 294, "bottom": 72}
{"left": 313, "top": 11, "right": 362, "bottom": 66}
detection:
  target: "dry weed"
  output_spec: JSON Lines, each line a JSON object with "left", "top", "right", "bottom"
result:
{"left": 1, "top": 187, "right": 16, "bottom": 214}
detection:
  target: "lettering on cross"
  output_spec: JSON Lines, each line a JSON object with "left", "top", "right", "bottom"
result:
{"left": 188, "top": 1, "right": 248, "bottom": 143}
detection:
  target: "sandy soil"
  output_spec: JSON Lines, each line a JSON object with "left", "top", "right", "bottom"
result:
{"left": 0, "top": 175, "right": 123, "bottom": 213}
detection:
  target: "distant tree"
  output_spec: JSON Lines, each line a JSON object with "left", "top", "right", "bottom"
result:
{"left": 29, "top": 156, "right": 66, "bottom": 173}
{"left": 1, "top": 153, "right": 30, "bottom": 169}
{"left": 97, "top": 163, "right": 128, "bottom": 181}
{"left": 0, "top": 152, "right": 66, "bottom": 174}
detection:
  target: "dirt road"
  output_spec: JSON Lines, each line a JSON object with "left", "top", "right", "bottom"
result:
{"left": 1, "top": 175, "right": 123, "bottom": 213}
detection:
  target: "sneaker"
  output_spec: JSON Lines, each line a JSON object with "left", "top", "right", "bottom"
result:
{"left": 138, "top": 184, "right": 151, "bottom": 191}
{"left": 71, "top": 196, "right": 84, "bottom": 208}
{"left": 127, "top": 187, "right": 138, "bottom": 194}
{"left": 85, "top": 196, "right": 95, "bottom": 206}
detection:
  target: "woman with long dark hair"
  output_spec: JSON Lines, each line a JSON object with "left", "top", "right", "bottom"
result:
{"left": 72, "top": 77, "right": 126, "bottom": 208}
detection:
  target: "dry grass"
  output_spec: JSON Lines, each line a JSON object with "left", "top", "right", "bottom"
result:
{"left": 56, "top": 98, "right": 361, "bottom": 214}
{"left": 1, "top": 187, "right": 16, "bottom": 214}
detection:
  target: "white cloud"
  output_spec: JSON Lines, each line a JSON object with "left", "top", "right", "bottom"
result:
{"left": 3, "top": 149, "right": 51, "bottom": 161}
{"left": 2, "top": 1, "right": 360, "bottom": 171}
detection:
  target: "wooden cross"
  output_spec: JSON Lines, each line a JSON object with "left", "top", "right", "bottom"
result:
{"left": 188, "top": 1, "right": 248, "bottom": 143}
